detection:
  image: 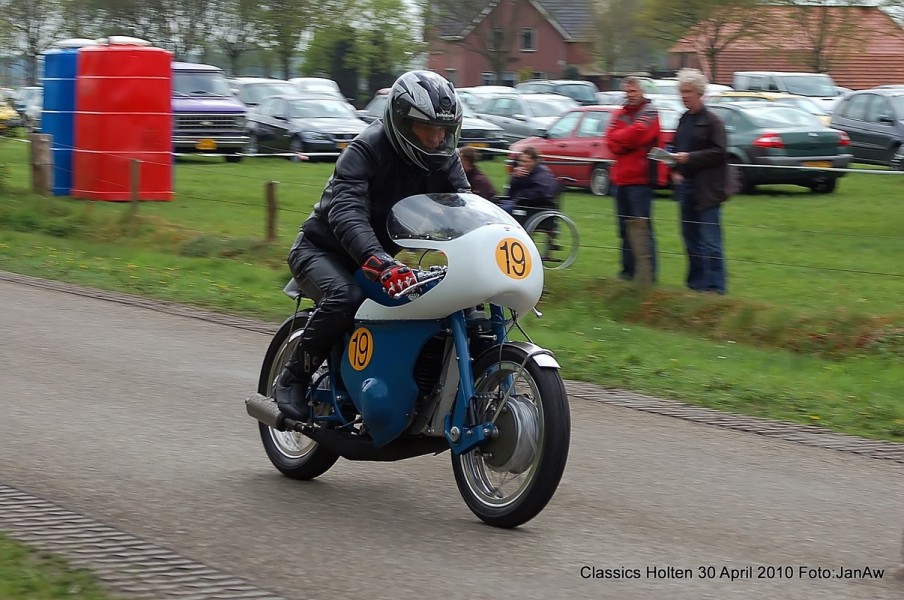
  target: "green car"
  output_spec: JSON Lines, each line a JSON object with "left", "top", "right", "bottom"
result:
{"left": 707, "top": 102, "right": 852, "bottom": 194}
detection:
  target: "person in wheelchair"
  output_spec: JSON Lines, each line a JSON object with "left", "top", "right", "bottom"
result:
{"left": 496, "top": 146, "right": 560, "bottom": 215}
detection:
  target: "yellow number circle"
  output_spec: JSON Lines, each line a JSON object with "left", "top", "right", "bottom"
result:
{"left": 495, "top": 238, "right": 532, "bottom": 280}
{"left": 348, "top": 327, "right": 373, "bottom": 371}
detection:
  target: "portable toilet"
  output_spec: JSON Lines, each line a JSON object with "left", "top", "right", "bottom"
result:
{"left": 72, "top": 36, "right": 173, "bottom": 201}
{"left": 42, "top": 38, "right": 97, "bottom": 196}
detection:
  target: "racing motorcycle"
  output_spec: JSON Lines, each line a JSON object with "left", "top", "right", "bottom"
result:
{"left": 245, "top": 192, "right": 570, "bottom": 528}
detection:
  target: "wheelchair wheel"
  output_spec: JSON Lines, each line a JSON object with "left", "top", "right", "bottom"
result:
{"left": 523, "top": 210, "right": 579, "bottom": 270}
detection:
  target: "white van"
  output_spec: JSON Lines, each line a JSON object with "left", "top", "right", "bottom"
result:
{"left": 732, "top": 71, "right": 840, "bottom": 110}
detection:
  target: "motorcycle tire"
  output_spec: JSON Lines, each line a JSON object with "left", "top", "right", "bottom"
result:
{"left": 257, "top": 311, "right": 340, "bottom": 480}
{"left": 451, "top": 345, "right": 570, "bottom": 528}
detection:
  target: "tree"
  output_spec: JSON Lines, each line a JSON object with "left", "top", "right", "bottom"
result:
{"left": 592, "top": 0, "right": 651, "bottom": 74}
{"left": 429, "top": 0, "right": 534, "bottom": 84}
{"left": 258, "top": 0, "right": 311, "bottom": 78}
{"left": 769, "top": 0, "right": 865, "bottom": 73}
{"left": 215, "top": 0, "right": 264, "bottom": 75}
{"left": 639, "top": 0, "right": 768, "bottom": 82}
{"left": 0, "top": 0, "right": 67, "bottom": 84}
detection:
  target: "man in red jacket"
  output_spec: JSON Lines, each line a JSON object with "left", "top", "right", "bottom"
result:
{"left": 605, "top": 77, "right": 661, "bottom": 282}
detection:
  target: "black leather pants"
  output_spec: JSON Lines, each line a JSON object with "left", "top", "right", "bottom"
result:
{"left": 286, "top": 238, "right": 366, "bottom": 360}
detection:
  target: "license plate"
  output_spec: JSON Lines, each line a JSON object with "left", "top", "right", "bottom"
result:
{"left": 196, "top": 139, "right": 217, "bottom": 151}
{"left": 337, "top": 142, "right": 348, "bottom": 150}
{"left": 468, "top": 143, "right": 488, "bottom": 148}
{"left": 803, "top": 160, "right": 831, "bottom": 168}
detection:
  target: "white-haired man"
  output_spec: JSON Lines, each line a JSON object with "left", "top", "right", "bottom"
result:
{"left": 671, "top": 68, "right": 731, "bottom": 294}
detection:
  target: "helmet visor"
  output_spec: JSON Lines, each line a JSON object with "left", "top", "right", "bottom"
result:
{"left": 397, "top": 117, "right": 460, "bottom": 156}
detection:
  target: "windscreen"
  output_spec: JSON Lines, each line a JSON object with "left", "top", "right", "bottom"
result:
{"left": 388, "top": 193, "right": 518, "bottom": 241}
{"left": 173, "top": 72, "right": 231, "bottom": 97}
{"left": 782, "top": 75, "right": 836, "bottom": 97}
{"left": 748, "top": 106, "right": 821, "bottom": 128}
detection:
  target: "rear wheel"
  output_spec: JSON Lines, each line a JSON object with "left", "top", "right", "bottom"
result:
{"left": 524, "top": 211, "right": 579, "bottom": 270}
{"left": 257, "top": 312, "right": 340, "bottom": 480}
{"left": 225, "top": 153, "right": 242, "bottom": 163}
{"left": 590, "top": 165, "right": 611, "bottom": 196}
{"left": 729, "top": 161, "right": 755, "bottom": 195}
{"left": 451, "top": 346, "right": 570, "bottom": 528}
{"left": 809, "top": 178, "right": 837, "bottom": 194}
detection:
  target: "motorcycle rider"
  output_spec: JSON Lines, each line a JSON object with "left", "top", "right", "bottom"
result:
{"left": 274, "top": 70, "right": 470, "bottom": 421}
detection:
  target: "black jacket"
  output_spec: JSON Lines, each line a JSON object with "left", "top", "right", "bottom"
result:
{"left": 291, "top": 121, "right": 471, "bottom": 269}
{"left": 674, "top": 106, "right": 730, "bottom": 209}
{"left": 509, "top": 163, "right": 559, "bottom": 207}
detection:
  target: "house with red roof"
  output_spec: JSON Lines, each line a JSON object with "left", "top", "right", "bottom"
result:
{"left": 425, "top": 0, "right": 597, "bottom": 87}
{"left": 668, "top": 5, "right": 904, "bottom": 89}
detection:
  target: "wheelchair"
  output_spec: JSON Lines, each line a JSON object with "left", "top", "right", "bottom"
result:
{"left": 495, "top": 178, "right": 580, "bottom": 270}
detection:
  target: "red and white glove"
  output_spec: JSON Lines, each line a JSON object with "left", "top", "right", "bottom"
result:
{"left": 362, "top": 253, "right": 417, "bottom": 297}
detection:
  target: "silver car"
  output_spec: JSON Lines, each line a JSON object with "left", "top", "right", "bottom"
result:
{"left": 476, "top": 93, "right": 578, "bottom": 144}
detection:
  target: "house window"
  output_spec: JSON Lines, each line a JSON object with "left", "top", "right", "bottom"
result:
{"left": 481, "top": 72, "right": 496, "bottom": 85}
{"left": 491, "top": 27, "right": 505, "bottom": 51}
{"left": 520, "top": 27, "right": 536, "bottom": 51}
{"left": 445, "top": 69, "right": 457, "bottom": 86}
{"left": 501, "top": 71, "right": 517, "bottom": 87}
{"left": 532, "top": 71, "right": 546, "bottom": 80}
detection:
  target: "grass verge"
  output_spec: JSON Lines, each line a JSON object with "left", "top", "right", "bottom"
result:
{"left": 0, "top": 533, "right": 113, "bottom": 599}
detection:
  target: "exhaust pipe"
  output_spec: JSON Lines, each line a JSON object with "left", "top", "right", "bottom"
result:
{"left": 246, "top": 393, "right": 287, "bottom": 430}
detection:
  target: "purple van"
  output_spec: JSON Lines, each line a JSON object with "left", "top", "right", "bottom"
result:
{"left": 172, "top": 62, "right": 248, "bottom": 162}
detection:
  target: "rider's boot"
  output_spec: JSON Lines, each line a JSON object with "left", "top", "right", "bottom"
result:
{"left": 273, "top": 348, "right": 323, "bottom": 422}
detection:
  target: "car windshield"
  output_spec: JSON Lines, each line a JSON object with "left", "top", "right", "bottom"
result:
{"left": 781, "top": 75, "right": 836, "bottom": 97}
{"left": 525, "top": 97, "right": 573, "bottom": 117}
{"left": 289, "top": 99, "right": 356, "bottom": 119}
{"left": 388, "top": 193, "right": 518, "bottom": 241}
{"left": 747, "top": 106, "right": 821, "bottom": 128}
{"left": 559, "top": 84, "right": 596, "bottom": 103}
{"left": 241, "top": 82, "right": 296, "bottom": 104}
{"left": 658, "top": 109, "right": 681, "bottom": 130}
{"left": 173, "top": 72, "right": 231, "bottom": 97}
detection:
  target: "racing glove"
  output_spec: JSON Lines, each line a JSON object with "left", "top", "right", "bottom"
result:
{"left": 362, "top": 253, "right": 417, "bottom": 297}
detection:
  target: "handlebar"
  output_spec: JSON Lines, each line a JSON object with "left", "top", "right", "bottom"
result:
{"left": 393, "top": 266, "right": 447, "bottom": 298}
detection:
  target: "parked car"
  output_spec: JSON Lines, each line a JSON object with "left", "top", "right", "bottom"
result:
{"left": 172, "top": 62, "right": 248, "bottom": 162}
{"left": 732, "top": 71, "right": 840, "bottom": 111}
{"left": 454, "top": 85, "right": 514, "bottom": 111}
{"left": 829, "top": 88, "right": 904, "bottom": 169}
{"left": 246, "top": 94, "right": 368, "bottom": 161}
{"left": 515, "top": 79, "right": 599, "bottom": 106}
{"left": 708, "top": 91, "right": 831, "bottom": 125}
{"left": 595, "top": 90, "right": 626, "bottom": 105}
{"left": 0, "top": 97, "right": 21, "bottom": 133}
{"left": 477, "top": 93, "right": 578, "bottom": 144}
{"left": 357, "top": 90, "right": 508, "bottom": 157}
{"left": 24, "top": 91, "right": 42, "bottom": 132}
{"left": 506, "top": 105, "right": 676, "bottom": 196}
{"left": 230, "top": 78, "right": 298, "bottom": 107}
{"left": 13, "top": 86, "right": 41, "bottom": 128}
{"left": 707, "top": 103, "right": 852, "bottom": 194}
{"left": 288, "top": 77, "right": 346, "bottom": 101}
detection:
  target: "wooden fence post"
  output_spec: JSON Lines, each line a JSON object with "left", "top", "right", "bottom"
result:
{"left": 626, "top": 218, "right": 653, "bottom": 286}
{"left": 30, "top": 133, "right": 51, "bottom": 196}
{"left": 265, "top": 181, "right": 278, "bottom": 243}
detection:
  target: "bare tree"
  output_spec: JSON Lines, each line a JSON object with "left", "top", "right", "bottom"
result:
{"left": 429, "top": 0, "right": 534, "bottom": 84}
{"left": 0, "top": 0, "right": 66, "bottom": 84}
{"left": 639, "top": 0, "right": 767, "bottom": 82}
{"left": 145, "top": 0, "right": 217, "bottom": 60}
{"left": 215, "top": 0, "right": 263, "bottom": 75}
{"left": 769, "top": 0, "right": 865, "bottom": 73}
{"left": 258, "top": 0, "right": 311, "bottom": 79}
{"left": 592, "top": 0, "right": 646, "bottom": 74}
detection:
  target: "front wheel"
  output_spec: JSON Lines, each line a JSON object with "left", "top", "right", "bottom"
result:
{"left": 524, "top": 211, "right": 579, "bottom": 270}
{"left": 257, "top": 311, "right": 340, "bottom": 480}
{"left": 451, "top": 346, "right": 570, "bottom": 528}
{"left": 590, "top": 164, "right": 611, "bottom": 196}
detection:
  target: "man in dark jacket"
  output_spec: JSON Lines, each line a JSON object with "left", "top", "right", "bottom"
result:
{"left": 499, "top": 146, "right": 559, "bottom": 213}
{"left": 671, "top": 68, "right": 731, "bottom": 294}
{"left": 605, "top": 76, "right": 661, "bottom": 282}
{"left": 274, "top": 71, "right": 471, "bottom": 421}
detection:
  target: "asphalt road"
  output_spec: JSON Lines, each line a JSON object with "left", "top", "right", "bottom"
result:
{"left": 0, "top": 278, "right": 902, "bottom": 600}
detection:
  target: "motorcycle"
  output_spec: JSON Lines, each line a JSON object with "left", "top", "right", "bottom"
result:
{"left": 245, "top": 192, "right": 570, "bottom": 528}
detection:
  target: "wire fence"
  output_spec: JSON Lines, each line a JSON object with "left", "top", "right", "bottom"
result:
{"left": 4, "top": 134, "right": 903, "bottom": 280}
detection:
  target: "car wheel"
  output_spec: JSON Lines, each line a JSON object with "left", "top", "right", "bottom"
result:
{"left": 809, "top": 178, "right": 836, "bottom": 194}
{"left": 890, "top": 146, "right": 904, "bottom": 171}
{"left": 590, "top": 165, "right": 611, "bottom": 196}
{"left": 246, "top": 133, "right": 259, "bottom": 156}
{"left": 729, "top": 161, "right": 755, "bottom": 195}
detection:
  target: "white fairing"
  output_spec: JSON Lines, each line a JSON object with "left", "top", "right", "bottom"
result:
{"left": 356, "top": 223, "right": 544, "bottom": 321}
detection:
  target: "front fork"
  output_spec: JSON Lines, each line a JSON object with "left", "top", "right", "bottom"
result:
{"left": 443, "top": 305, "right": 507, "bottom": 454}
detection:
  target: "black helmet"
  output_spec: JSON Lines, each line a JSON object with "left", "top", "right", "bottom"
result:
{"left": 384, "top": 70, "right": 463, "bottom": 173}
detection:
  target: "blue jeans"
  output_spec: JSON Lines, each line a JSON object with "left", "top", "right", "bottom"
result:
{"left": 615, "top": 184, "right": 657, "bottom": 280}
{"left": 676, "top": 182, "right": 726, "bottom": 294}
